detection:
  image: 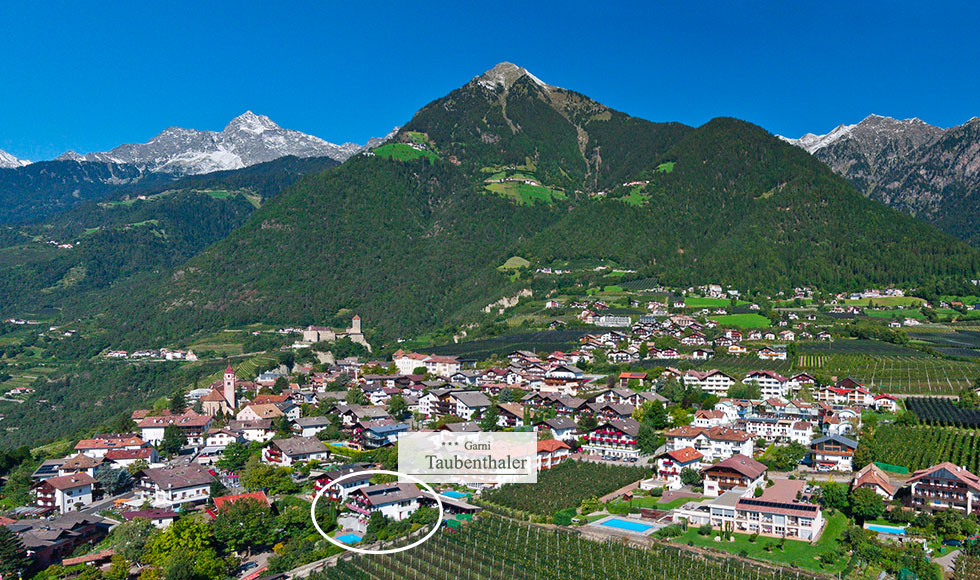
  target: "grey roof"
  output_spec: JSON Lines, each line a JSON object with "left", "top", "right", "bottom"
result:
{"left": 536, "top": 417, "right": 578, "bottom": 430}
{"left": 272, "top": 437, "right": 329, "bottom": 456}
{"left": 451, "top": 391, "right": 492, "bottom": 408}
{"left": 359, "top": 482, "right": 422, "bottom": 506}
{"left": 293, "top": 416, "right": 331, "bottom": 427}
{"left": 811, "top": 434, "right": 858, "bottom": 449}
{"left": 441, "top": 421, "right": 482, "bottom": 432}
{"left": 141, "top": 464, "right": 214, "bottom": 490}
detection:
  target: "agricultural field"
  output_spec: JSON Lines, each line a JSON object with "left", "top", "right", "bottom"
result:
{"left": 480, "top": 460, "right": 649, "bottom": 517}
{"left": 656, "top": 161, "right": 675, "bottom": 173}
{"left": 796, "top": 352, "right": 980, "bottom": 394}
{"left": 707, "top": 313, "right": 771, "bottom": 329}
{"left": 373, "top": 143, "right": 440, "bottom": 163}
{"left": 905, "top": 397, "right": 980, "bottom": 427}
{"left": 315, "top": 514, "right": 821, "bottom": 580}
{"left": 427, "top": 330, "right": 592, "bottom": 359}
{"left": 843, "top": 296, "right": 925, "bottom": 307}
{"left": 498, "top": 256, "right": 531, "bottom": 270}
{"left": 865, "top": 424, "right": 980, "bottom": 472}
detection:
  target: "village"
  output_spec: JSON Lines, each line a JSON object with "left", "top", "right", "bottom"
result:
{"left": 3, "top": 298, "right": 980, "bottom": 580}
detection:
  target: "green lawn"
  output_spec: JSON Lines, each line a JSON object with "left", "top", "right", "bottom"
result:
{"left": 373, "top": 143, "right": 440, "bottom": 163}
{"left": 498, "top": 256, "right": 531, "bottom": 270}
{"left": 485, "top": 181, "right": 565, "bottom": 204}
{"left": 864, "top": 309, "right": 926, "bottom": 320}
{"left": 608, "top": 495, "right": 699, "bottom": 512}
{"left": 708, "top": 313, "right": 772, "bottom": 329}
{"left": 656, "top": 161, "right": 675, "bottom": 173}
{"left": 674, "top": 512, "right": 848, "bottom": 574}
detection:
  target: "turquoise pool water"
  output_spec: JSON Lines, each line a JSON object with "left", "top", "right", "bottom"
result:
{"left": 336, "top": 534, "right": 362, "bottom": 543}
{"left": 866, "top": 524, "right": 906, "bottom": 535}
{"left": 441, "top": 491, "right": 468, "bottom": 499}
{"left": 599, "top": 518, "right": 654, "bottom": 532}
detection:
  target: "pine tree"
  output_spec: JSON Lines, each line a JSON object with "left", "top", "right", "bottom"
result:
{"left": 0, "top": 525, "right": 30, "bottom": 575}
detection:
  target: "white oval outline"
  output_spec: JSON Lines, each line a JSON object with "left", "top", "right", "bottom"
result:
{"left": 309, "top": 468, "right": 444, "bottom": 555}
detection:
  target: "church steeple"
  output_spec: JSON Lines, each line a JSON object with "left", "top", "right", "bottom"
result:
{"left": 223, "top": 364, "right": 237, "bottom": 409}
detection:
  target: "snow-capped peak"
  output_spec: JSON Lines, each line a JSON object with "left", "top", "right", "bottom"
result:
{"left": 0, "top": 148, "right": 31, "bottom": 169}
{"left": 475, "top": 62, "right": 555, "bottom": 92}
{"left": 225, "top": 111, "right": 280, "bottom": 135}
{"left": 54, "top": 112, "right": 379, "bottom": 176}
{"left": 779, "top": 123, "right": 856, "bottom": 153}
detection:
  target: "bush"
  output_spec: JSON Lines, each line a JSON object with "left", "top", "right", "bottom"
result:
{"left": 748, "top": 532, "right": 759, "bottom": 543}
{"left": 649, "top": 486, "right": 664, "bottom": 497}
{"left": 653, "top": 524, "right": 685, "bottom": 539}
{"left": 698, "top": 524, "right": 714, "bottom": 536}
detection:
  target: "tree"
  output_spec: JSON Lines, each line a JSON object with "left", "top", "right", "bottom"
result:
{"left": 0, "top": 525, "right": 30, "bottom": 575}
{"left": 216, "top": 441, "right": 258, "bottom": 471}
{"left": 680, "top": 467, "right": 703, "bottom": 487}
{"left": 637, "top": 424, "right": 662, "bottom": 454}
{"left": 212, "top": 498, "right": 275, "bottom": 556}
{"left": 110, "top": 517, "right": 157, "bottom": 563}
{"left": 96, "top": 467, "right": 132, "bottom": 495}
{"left": 634, "top": 400, "right": 670, "bottom": 429}
{"left": 849, "top": 487, "right": 885, "bottom": 523}
{"left": 729, "top": 380, "right": 761, "bottom": 400}
{"left": 577, "top": 414, "right": 598, "bottom": 433}
{"left": 240, "top": 455, "right": 296, "bottom": 494}
{"left": 413, "top": 366, "right": 428, "bottom": 375}
{"left": 159, "top": 424, "right": 188, "bottom": 456}
{"left": 480, "top": 404, "right": 500, "bottom": 431}
{"left": 169, "top": 392, "right": 186, "bottom": 415}
{"left": 126, "top": 458, "right": 150, "bottom": 476}
{"left": 820, "top": 481, "right": 849, "bottom": 511}
{"left": 345, "top": 386, "right": 366, "bottom": 405}
{"left": 273, "top": 376, "right": 288, "bottom": 394}
{"left": 958, "top": 387, "right": 980, "bottom": 410}
{"left": 387, "top": 394, "right": 408, "bottom": 419}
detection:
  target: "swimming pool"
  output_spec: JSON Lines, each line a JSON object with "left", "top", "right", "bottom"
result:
{"left": 336, "top": 534, "right": 362, "bottom": 543}
{"left": 866, "top": 524, "right": 906, "bottom": 535}
{"left": 599, "top": 518, "right": 654, "bottom": 533}
{"left": 441, "top": 491, "right": 468, "bottom": 499}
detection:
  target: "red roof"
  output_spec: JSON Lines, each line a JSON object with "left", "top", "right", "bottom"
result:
{"left": 662, "top": 446, "right": 703, "bottom": 464}
{"left": 537, "top": 440, "right": 571, "bottom": 454}
{"left": 213, "top": 491, "right": 271, "bottom": 510}
{"left": 43, "top": 473, "right": 97, "bottom": 490}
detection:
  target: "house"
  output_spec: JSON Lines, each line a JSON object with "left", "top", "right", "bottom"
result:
{"left": 757, "top": 346, "right": 787, "bottom": 360}
{"left": 292, "top": 416, "right": 332, "bottom": 438}
{"left": 536, "top": 440, "right": 571, "bottom": 471}
{"left": 8, "top": 513, "right": 110, "bottom": 569}
{"left": 533, "top": 417, "right": 579, "bottom": 442}
{"left": 213, "top": 490, "right": 271, "bottom": 510}
{"left": 449, "top": 391, "right": 492, "bottom": 421}
{"left": 262, "top": 437, "right": 329, "bottom": 466}
{"left": 237, "top": 403, "right": 285, "bottom": 422}
{"left": 314, "top": 463, "right": 374, "bottom": 501}
{"left": 618, "top": 372, "right": 648, "bottom": 388}
{"left": 34, "top": 474, "right": 96, "bottom": 513}
{"left": 203, "top": 428, "right": 244, "bottom": 450}
{"left": 743, "top": 370, "right": 797, "bottom": 399}
{"left": 135, "top": 464, "right": 213, "bottom": 508}
{"left": 873, "top": 394, "right": 900, "bottom": 413}
{"left": 732, "top": 480, "right": 824, "bottom": 540}
{"left": 582, "top": 419, "right": 642, "bottom": 459}
{"left": 664, "top": 425, "right": 753, "bottom": 462}
{"left": 809, "top": 435, "right": 858, "bottom": 471}
{"left": 351, "top": 482, "right": 422, "bottom": 521}
{"left": 361, "top": 421, "right": 408, "bottom": 449}
{"left": 57, "top": 454, "right": 105, "bottom": 478}
{"left": 851, "top": 463, "right": 897, "bottom": 500}
{"left": 683, "top": 369, "right": 736, "bottom": 397}
{"left": 496, "top": 403, "right": 529, "bottom": 428}
{"left": 908, "top": 463, "right": 980, "bottom": 514}
{"left": 653, "top": 447, "right": 704, "bottom": 490}
{"left": 227, "top": 419, "right": 275, "bottom": 443}
{"left": 702, "top": 454, "right": 767, "bottom": 497}
{"left": 693, "top": 410, "right": 730, "bottom": 428}
{"left": 728, "top": 344, "right": 748, "bottom": 356}
{"left": 74, "top": 434, "right": 148, "bottom": 458}
{"left": 691, "top": 348, "right": 715, "bottom": 360}
{"left": 121, "top": 509, "right": 179, "bottom": 529}
{"left": 138, "top": 411, "right": 212, "bottom": 446}
{"left": 104, "top": 448, "right": 159, "bottom": 469}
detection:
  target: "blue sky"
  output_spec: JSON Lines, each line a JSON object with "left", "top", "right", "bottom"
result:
{"left": 1, "top": 1, "right": 979, "bottom": 161}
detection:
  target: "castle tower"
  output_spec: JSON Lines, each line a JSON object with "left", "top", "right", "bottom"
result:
{"left": 223, "top": 364, "right": 237, "bottom": 409}
{"left": 350, "top": 315, "right": 361, "bottom": 335}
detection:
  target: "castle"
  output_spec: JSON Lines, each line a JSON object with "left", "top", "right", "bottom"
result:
{"left": 302, "top": 315, "right": 370, "bottom": 351}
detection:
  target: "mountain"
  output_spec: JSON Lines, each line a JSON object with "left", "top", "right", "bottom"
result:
{"left": 781, "top": 115, "right": 980, "bottom": 246}
{"left": 0, "top": 155, "right": 339, "bottom": 316}
{"left": 78, "top": 63, "right": 980, "bottom": 349}
{"left": 0, "top": 148, "right": 30, "bottom": 169}
{"left": 58, "top": 111, "right": 362, "bottom": 175}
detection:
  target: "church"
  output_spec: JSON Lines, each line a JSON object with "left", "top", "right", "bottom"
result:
{"left": 200, "top": 364, "right": 240, "bottom": 417}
